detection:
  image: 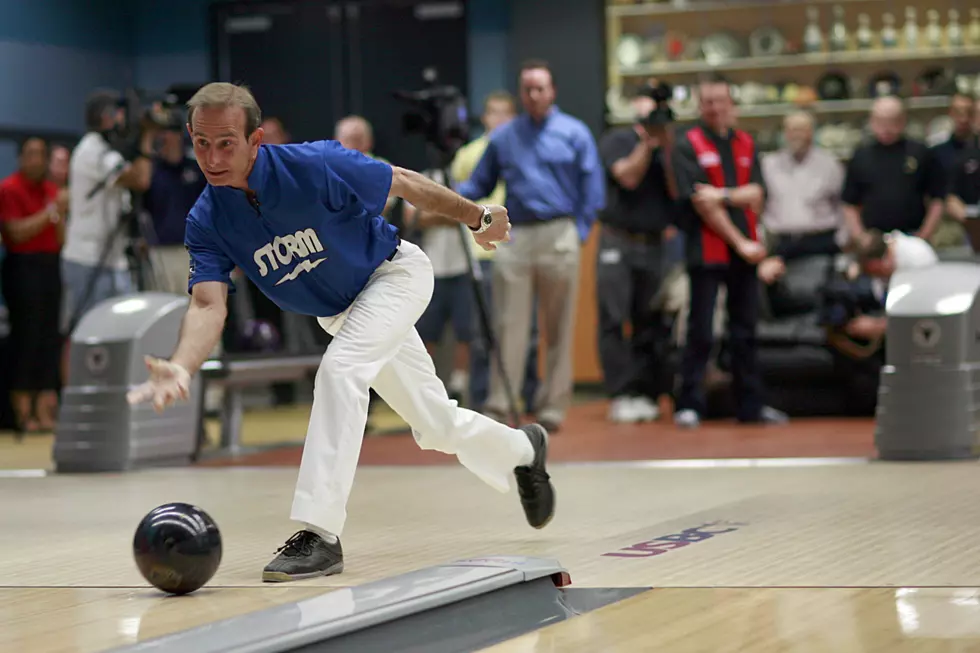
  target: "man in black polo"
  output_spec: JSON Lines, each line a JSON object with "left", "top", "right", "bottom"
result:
{"left": 841, "top": 96, "right": 945, "bottom": 245}
{"left": 596, "top": 91, "right": 677, "bottom": 423}
{"left": 945, "top": 134, "right": 980, "bottom": 249}
{"left": 669, "top": 75, "right": 788, "bottom": 429}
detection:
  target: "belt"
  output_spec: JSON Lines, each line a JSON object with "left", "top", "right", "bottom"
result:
{"left": 602, "top": 224, "right": 662, "bottom": 244}
{"left": 386, "top": 237, "right": 401, "bottom": 261}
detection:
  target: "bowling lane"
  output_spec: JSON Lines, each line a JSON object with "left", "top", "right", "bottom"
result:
{"left": 480, "top": 587, "right": 980, "bottom": 652}
{"left": 0, "top": 587, "right": 331, "bottom": 653}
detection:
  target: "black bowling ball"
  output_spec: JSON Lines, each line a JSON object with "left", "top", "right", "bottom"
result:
{"left": 133, "top": 502, "right": 222, "bottom": 595}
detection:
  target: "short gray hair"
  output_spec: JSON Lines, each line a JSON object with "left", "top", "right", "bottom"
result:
{"left": 187, "top": 82, "right": 262, "bottom": 136}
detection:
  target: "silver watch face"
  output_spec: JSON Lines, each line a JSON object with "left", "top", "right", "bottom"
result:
{"left": 483, "top": 211, "right": 493, "bottom": 226}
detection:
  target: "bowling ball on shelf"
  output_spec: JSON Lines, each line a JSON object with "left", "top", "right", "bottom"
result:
{"left": 238, "top": 318, "right": 282, "bottom": 353}
{"left": 133, "top": 502, "right": 222, "bottom": 595}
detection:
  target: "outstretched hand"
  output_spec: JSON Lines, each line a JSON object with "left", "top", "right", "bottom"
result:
{"left": 472, "top": 204, "right": 512, "bottom": 251}
{"left": 126, "top": 356, "right": 191, "bottom": 413}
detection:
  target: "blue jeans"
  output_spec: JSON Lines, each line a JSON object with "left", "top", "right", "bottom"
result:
{"left": 469, "top": 259, "right": 539, "bottom": 412}
{"left": 61, "top": 259, "right": 133, "bottom": 331}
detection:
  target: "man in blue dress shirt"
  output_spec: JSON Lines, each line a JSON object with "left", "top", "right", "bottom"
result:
{"left": 458, "top": 60, "right": 605, "bottom": 432}
{"left": 126, "top": 82, "right": 555, "bottom": 583}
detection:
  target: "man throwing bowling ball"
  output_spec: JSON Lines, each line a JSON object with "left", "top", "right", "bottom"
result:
{"left": 126, "top": 82, "right": 555, "bottom": 582}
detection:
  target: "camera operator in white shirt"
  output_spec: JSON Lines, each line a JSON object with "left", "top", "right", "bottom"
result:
{"left": 62, "top": 90, "right": 155, "bottom": 330}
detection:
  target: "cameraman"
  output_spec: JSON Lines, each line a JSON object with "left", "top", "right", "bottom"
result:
{"left": 596, "top": 85, "right": 678, "bottom": 423}
{"left": 62, "top": 90, "right": 155, "bottom": 327}
{"left": 820, "top": 229, "right": 937, "bottom": 344}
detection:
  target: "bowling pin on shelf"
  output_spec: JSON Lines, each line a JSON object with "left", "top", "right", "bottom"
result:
{"left": 804, "top": 6, "right": 824, "bottom": 53}
{"left": 830, "top": 5, "right": 849, "bottom": 51}
{"left": 856, "top": 13, "right": 874, "bottom": 49}
{"left": 904, "top": 6, "right": 920, "bottom": 50}
{"left": 925, "top": 10, "right": 943, "bottom": 48}
{"left": 948, "top": 10, "right": 963, "bottom": 48}
{"left": 969, "top": 9, "right": 980, "bottom": 46}
{"left": 881, "top": 12, "right": 898, "bottom": 49}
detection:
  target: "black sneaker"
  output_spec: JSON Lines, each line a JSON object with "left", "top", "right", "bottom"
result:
{"left": 262, "top": 530, "right": 344, "bottom": 582}
{"left": 514, "top": 424, "right": 555, "bottom": 529}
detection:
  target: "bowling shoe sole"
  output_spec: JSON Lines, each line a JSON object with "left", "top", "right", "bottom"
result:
{"left": 262, "top": 561, "right": 344, "bottom": 583}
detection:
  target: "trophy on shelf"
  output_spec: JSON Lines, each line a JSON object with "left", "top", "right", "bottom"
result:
{"left": 925, "top": 10, "right": 943, "bottom": 48}
{"left": 881, "top": 12, "right": 899, "bottom": 49}
{"left": 856, "top": 13, "right": 874, "bottom": 49}
{"left": 903, "top": 7, "right": 919, "bottom": 50}
{"left": 829, "top": 5, "right": 849, "bottom": 51}
{"left": 947, "top": 10, "right": 964, "bottom": 48}
{"left": 804, "top": 6, "right": 824, "bottom": 53}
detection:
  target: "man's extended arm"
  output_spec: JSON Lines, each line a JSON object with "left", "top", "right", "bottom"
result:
{"left": 169, "top": 281, "right": 228, "bottom": 376}
{"left": 389, "top": 166, "right": 484, "bottom": 228}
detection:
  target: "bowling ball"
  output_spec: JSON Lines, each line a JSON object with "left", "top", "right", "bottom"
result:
{"left": 133, "top": 502, "right": 222, "bottom": 595}
{"left": 238, "top": 318, "right": 282, "bottom": 353}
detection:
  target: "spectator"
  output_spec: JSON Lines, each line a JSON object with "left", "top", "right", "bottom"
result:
{"left": 142, "top": 127, "right": 206, "bottom": 295}
{"left": 62, "top": 90, "right": 154, "bottom": 329}
{"left": 49, "top": 144, "right": 70, "bottom": 189}
{"left": 0, "top": 137, "right": 68, "bottom": 433}
{"left": 669, "top": 74, "right": 788, "bottom": 429}
{"left": 944, "top": 130, "right": 980, "bottom": 248}
{"left": 931, "top": 93, "right": 977, "bottom": 174}
{"left": 841, "top": 96, "right": 945, "bottom": 246}
{"left": 335, "top": 115, "right": 397, "bottom": 218}
{"left": 760, "top": 111, "right": 844, "bottom": 265}
{"left": 450, "top": 91, "right": 540, "bottom": 414}
{"left": 596, "top": 91, "right": 677, "bottom": 423}
{"left": 260, "top": 117, "right": 290, "bottom": 145}
{"left": 458, "top": 59, "right": 605, "bottom": 432}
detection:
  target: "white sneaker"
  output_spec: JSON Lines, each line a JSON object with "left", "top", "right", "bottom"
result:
{"left": 674, "top": 409, "right": 700, "bottom": 429}
{"left": 608, "top": 396, "right": 639, "bottom": 423}
{"left": 631, "top": 396, "right": 660, "bottom": 422}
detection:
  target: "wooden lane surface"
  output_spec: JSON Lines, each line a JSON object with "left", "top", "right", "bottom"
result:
{"left": 481, "top": 588, "right": 980, "bottom": 652}
{"left": 5, "top": 462, "right": 980, "bottom": 650}
{"left": 0, "top": 587, "right": 328, "bottom": 653}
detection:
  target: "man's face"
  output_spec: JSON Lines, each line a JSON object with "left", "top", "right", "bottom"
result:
{"left": 20, "top": 138, "right": 48, "bottom": 181}
{"left": 862, "top": 247, "right": 896, "bottom": 278}
{"left": 261, "top": 119, "right": 287, "bottom": 145}
{"left": 48, "top": 146, "right": 69, "bottom": 185}
{"left": 337, "top": 123, "right": 371, "bottom": 153}
{"left": 519, "top": 68, "right": 555, "bottom": 121}
{"left": 950, "top": 95, "right": 975, "bottom": 136}
{"left": 188, "top": 106, "right": 263, "bottom": 188}
{"left": 482, "top": 98, "right": 515, "bottom": 134}
{"left": 783, "top": 117, "right": 813, "bottom": 157}
{"left": 870, "top": 106, "right": 905, "bottom": 146}
{"left": 698, "top": 83, "right": 733, "bottom": 131}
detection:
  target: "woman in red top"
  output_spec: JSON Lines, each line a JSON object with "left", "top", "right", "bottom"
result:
{"left": 0, "top": 137, "right": 68, "bottom": 434}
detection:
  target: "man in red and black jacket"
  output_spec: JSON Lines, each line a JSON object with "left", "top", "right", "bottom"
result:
{"left": 669, "top": 75, "right": 788, "bottom": 429}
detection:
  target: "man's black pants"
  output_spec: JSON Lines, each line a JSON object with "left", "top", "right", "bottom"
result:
{"left": 596, "top": 227, "right": 673, "bottom": 400}
{"left": 676, "top": 258, "right": 764, "bottom": 420}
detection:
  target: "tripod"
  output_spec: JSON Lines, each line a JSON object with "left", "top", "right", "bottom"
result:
{"left": 423, "top": 148, "right": 522, "bottom": 427}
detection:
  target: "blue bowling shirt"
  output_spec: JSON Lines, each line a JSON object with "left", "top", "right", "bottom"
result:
{"left": 185, "top": 141, "right": 399, "bottom": 317}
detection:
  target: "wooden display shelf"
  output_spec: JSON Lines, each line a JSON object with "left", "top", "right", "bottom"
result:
{"left": 608, "top": 0, "right": 885, "bottom": 18}
{"left": 606, "top": 94, "right": 951, "bottom": 124}
{"left": 618, "top": 45, "right": 980, "bottom": 76}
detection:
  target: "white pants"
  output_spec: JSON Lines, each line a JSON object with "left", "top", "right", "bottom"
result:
{"left": 290, "top": 240, "right": 533, "bottom": 536}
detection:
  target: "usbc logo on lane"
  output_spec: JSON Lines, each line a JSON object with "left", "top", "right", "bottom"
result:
{"left": 602, "top": 520, "right": 748, "bottom": 558}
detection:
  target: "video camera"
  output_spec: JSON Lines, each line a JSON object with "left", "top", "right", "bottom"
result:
{"left": 393, "top": 67, "right": 470, "bottom": 161}
{"left": 638, "top": 80, "right": 675, "bottom": 128}
{"left": 817, "top": 276, "right": 884, "bottom": 328}
{"left": 104, "top": 85, "right": 197, "bottom": 162}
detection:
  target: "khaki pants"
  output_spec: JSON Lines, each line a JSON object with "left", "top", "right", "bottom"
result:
{"left": 485, "top": 218, "right": 580, "bottom": 425}
{"left": 151, "top": 245, "right": 190, "bottom": 295}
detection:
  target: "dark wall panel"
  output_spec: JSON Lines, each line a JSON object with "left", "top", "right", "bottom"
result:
{"left": 508, "top": 0, "right": 606, "bottom": 137}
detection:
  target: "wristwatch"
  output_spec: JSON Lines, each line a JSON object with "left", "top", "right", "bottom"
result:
{"left": 470, "top": 205, "right": 493, "bottom": 234}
